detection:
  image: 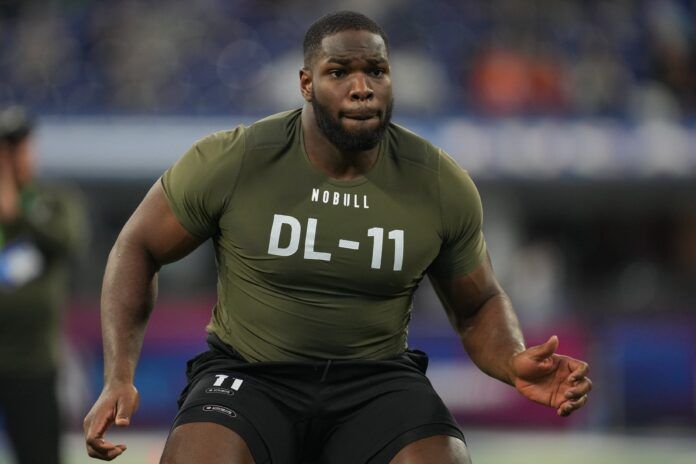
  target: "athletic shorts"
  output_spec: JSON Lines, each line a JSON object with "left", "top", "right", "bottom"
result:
{"left": 172, "top": 333, "right": 465, "bottom": 464}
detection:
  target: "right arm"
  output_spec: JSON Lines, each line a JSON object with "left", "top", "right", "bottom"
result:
{"left": 84, "top": 181, "right": 204, "bottom": 461}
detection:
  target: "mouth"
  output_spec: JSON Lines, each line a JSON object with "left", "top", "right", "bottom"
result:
{"left": 341, "top": 110, "right": 379, "bottom": 121}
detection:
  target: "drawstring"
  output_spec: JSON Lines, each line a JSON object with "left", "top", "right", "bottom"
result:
{"left": 320, "top": 360, "right": 332, "bottom": 382}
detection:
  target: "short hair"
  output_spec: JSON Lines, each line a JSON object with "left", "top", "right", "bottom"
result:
{"left": 0, "top": 106, "right": 34, "bottom": 146}
{"left": 303, "top": 11, "right": 389, "bottom": 67}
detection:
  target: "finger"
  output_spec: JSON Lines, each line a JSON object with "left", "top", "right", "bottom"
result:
{"left": 564, "top": 394, "right": 589, "bottom": 414}
{"left": 86, "top": 410, "right": 114, "bottom": 443}
{"left": 564, "top": 386, "right": 589, "bottom": 401}
{"left": 568, "top": 362, "right": 589, "bottom": 381}
{"left": 564, "top": 378, "right": 593, "bottom": 399}
{"left": 85, "top": 408, "right": 121, "bottom": 457}
{"left": 115, "top": 394, "right": 138, "bottom": 427}
{"left": 87, "top": 443, "right": 126, "bottom": 460}
{"left": 86, "top": 435, "right": 127, "bottom": 453}
{"left": 86, "top": 435, "right": 119, "bottom": 452}
{"left": 86, "top": 439, "right": 116, "bottom": 460}
{"left": 527, "top": 335, "right": 559, "bottom": 361}
{"left": 557, "top": 394, "right": 589, "bottom": 416}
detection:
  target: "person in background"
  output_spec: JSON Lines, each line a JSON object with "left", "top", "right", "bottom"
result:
{"left": 0, "top": 106, "right": 88, "bottom": 464}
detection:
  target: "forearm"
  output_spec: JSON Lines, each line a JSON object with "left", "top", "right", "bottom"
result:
{"left": 458, "top": 292, "right": 526, "bottom": 385}
{"left": 100, "top": 235, "right": 159, "bottom": 386}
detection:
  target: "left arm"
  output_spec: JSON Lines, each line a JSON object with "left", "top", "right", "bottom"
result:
{"left": 429, "top": 255, "right": 592, "bottom": 417}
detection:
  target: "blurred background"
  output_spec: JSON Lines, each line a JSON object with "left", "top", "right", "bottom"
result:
{"left": 1, "top": 0, "right": 695, "bottom": 462}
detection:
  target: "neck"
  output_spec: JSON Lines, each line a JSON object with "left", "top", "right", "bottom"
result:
{"left": 301, "top": 105, "right": 380, "bottom": 180}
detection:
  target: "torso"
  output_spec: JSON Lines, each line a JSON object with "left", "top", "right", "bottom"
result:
{"left": 163, "top": 109, "right": 485, "bottom": 362}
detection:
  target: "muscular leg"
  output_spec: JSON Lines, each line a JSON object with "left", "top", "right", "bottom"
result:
{"left": 389, "top": 435, "right": 471, "bottom": 464}
{"left": 160, "top": 422, "right": 255, "bottom": 464}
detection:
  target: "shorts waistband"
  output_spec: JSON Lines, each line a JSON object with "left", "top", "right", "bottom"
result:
{"left": 205, "top": 332, "right": 429, "bottom": 376}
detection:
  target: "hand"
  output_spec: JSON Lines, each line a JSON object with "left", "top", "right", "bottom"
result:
{"left": 510, "top": 335, "right": 592, "bottom": 417}
{"left": 83, "top": 382, "right": 140, "bottom": 460}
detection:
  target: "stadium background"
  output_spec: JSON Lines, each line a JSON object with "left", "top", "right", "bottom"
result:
{"left": 1, "top": 0, "right": 695, "bottom": 462}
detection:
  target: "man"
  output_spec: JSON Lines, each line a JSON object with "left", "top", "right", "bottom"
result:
{"left": 84, "top": 11, "right": 592, "bottom": 464}
{"left": 0, "top": 106, "right": 87, "bottom": 464}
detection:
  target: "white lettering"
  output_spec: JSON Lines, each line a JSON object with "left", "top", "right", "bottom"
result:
{"left": 231, "top": 379, "right": 244, "bottom": 391}
{"left": 367, "top": 227, "right": 383, "bottom": 269}
{"left": 338, "top": 239, "right": 360, "bottom": 250}
{"left": 310, "top": 189, "right": 371, "bottom": 209}
{"left": 268, "top": 214, "right": 301, "bottom": 256}
{"left": 388, "top": 229, "right": 404, "bottom": 271}
{"left": 213, "top": 374, "right": 228, "bottom": 387}
{"left": 269, "top": 213, "right": 403, "bottom": 271}
{"left": 367, "top": 228, "right": 405, "bottom": 270}
{"left": 304, "top": 218, "right": 332, "bottom": 261}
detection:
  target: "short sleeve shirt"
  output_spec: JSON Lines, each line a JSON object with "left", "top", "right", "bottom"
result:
{"left": 162, "top": 109, "right": 486, "bottom": 362}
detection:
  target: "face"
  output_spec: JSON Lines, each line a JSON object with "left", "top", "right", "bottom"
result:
{"left": 10, "top": 138, "right": 35, "bottom": 187}
{"left": 301, "top": 29, "right": 394, "bottom": 152}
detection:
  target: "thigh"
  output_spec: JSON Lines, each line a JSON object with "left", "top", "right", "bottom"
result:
{"left": 173, "top": 368, "right": 301, "bottom": 464}
{"left": 389, "top": 435, "right": 471, "bottom": 464}
{"left": 320, "top": 377, "right": 465, "bottom": 464}
{"left": 160, "top": 422, "right": 255, "bottom": 464}
{"left": 1, "top": 372, "right": 61, "bottom": 464}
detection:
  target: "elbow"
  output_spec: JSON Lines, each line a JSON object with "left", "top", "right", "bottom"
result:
{"left": 110, "top": 232, "right": 161, "bottom": 273}
{"left": 452, "top": 289, "right": 509, "bottom": 334}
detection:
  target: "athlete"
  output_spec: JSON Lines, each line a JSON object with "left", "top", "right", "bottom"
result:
{"left": 83, "top": 11, "right": 592, "bottom": 464}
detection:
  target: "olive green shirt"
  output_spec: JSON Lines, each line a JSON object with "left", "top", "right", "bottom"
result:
{"left": 162, "top": 109, "right": 486, "bottom": 362}
{"left": 0, "top": 185, "right": 87, "bottom": 374}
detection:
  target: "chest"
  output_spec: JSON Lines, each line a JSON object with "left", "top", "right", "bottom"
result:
{"left": 218, "top": 175, "right": 442, "bottom": 295}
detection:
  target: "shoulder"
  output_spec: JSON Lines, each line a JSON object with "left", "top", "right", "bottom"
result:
{"left": 193, "top": 109, "right": 300, "bottom": 155}
{"left": 384, "top": 128, "right": 482, "bottom": 210}
{"left": 438, "top": 149, "right": 474, "bottom": 187}
{"left": 437, "top": 153, "right": 482, "bottom": 228}
{"left": 385, "top": 122, "right": 475, "bottom": 192}
{"left": 384, "top": 123, "right": 476, "bottom": 191}
{"left": 163, "top": 126, "right": 247, "bottom": 206}
{"left": 389, "top": 124, "right": 473, "bottom": 185}
{"left": 244, "top": 108, "right": 302, "bottom": 152}
{"left": 192, "top": 125, "right": 246, "bottom": 161}
{"left": 173, "top": 124, "right": 249, "bottom": 182}
{"left": 385, "top": 122, "right": 441, "bottom": 173}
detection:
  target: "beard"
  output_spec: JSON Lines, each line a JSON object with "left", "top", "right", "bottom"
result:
{"left": 311, "top": 90, "right": 393, "bottom": 152}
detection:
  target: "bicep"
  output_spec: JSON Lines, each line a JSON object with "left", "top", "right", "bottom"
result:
{"left": 429, "top": 253, "right": 504, "bottom": 328}
{"left": 118, "top": 181, "right": 204, "bottom": 266}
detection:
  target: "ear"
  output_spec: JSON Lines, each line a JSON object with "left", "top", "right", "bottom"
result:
{"left": 299, "top": 67, "right": 313, "bottom": 102}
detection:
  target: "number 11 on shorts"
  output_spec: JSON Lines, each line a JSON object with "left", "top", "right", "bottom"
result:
{"left": 213, "top": 374, "right": 244, "bottom": 391}
{"left": 367, "top": 227, "right": 404, "bottom": 271}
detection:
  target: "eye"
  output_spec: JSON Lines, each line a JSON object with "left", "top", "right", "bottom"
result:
{"left": 329, "top": 69, "right": 345, "bottom": 78}
{"left": 370, "top": 68, "right": 386, "bottom": 78}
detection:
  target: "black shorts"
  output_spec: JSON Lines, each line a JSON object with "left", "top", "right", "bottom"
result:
{"left": 172, "top": 334, "right": 465, "bottom": 464}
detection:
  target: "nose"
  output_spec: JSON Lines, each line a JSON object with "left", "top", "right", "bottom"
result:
{"left": 349, "top": 74, "right": 374, "bottom": 101}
